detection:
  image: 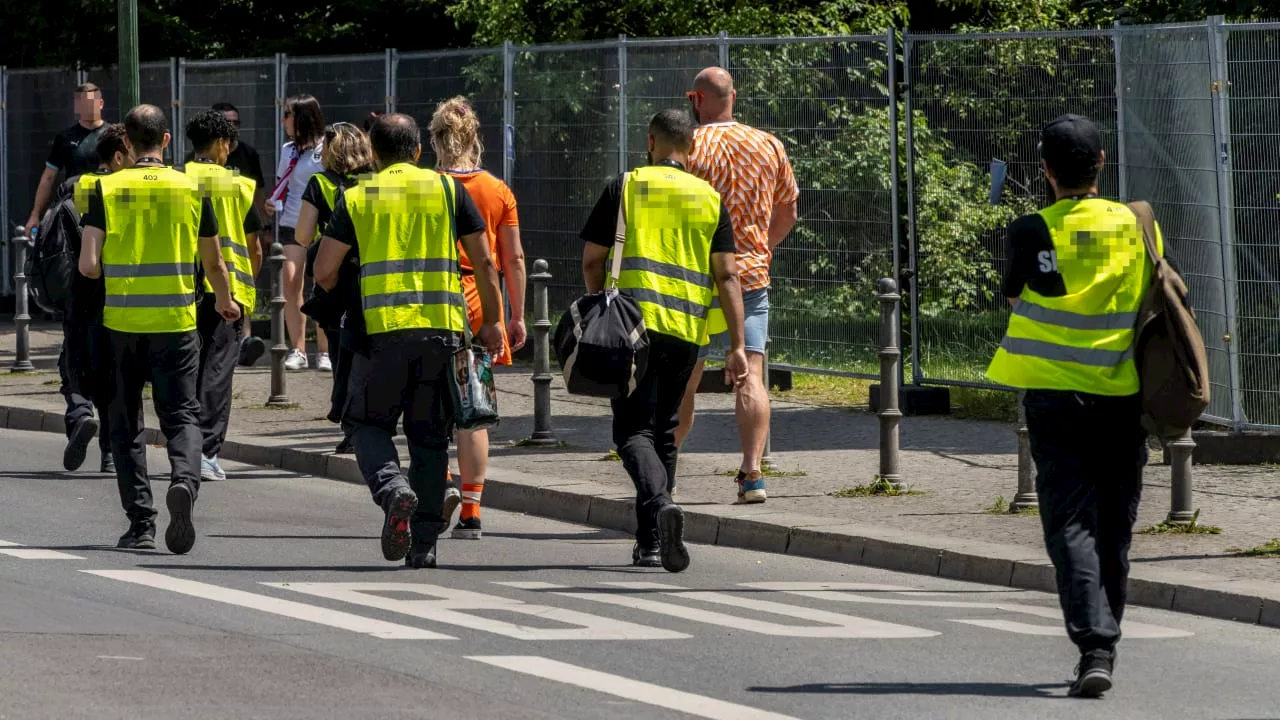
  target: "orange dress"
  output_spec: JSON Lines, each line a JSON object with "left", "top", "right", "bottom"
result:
{"left": 445, "top": 169, "right": 520, "bottom": 365}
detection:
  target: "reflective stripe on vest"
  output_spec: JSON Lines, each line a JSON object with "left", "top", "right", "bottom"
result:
{"left": 99, "top": 167, "right": 203, "bottom": 334}
{"left": 347, "top": 163, "right": 465, "bottom": 335}
{"left": 616, "top": 165, "right": 721, "bottom": 345}
{"left": 986, "top": 198, "right": 1160, "bottom": 395}
{"left": 184, "top": 161, "right": 258, "bottom": 311}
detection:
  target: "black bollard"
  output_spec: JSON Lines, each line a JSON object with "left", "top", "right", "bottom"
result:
{"left": 9, "top": 226, "right": 35, "bottom": 373}
{"left": 526, "top": 259, "right": 558, "bottom": 445}
{"left": 1010, "top": 391, "right": 1038, "bottom": 512}
{"left": 265, "top": 241, "right": 290, "bottom": 406}
{"left": 1167, "top": 429, "right": 1196, "bottom": 525}
{"left": 876, "top": 278, "right": 902, "bottom": 489}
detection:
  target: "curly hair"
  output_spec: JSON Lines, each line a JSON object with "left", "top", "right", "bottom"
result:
{"left": 95, "top": 124, "right": 128, "bottom": 165}
{"left": 186, "top": 109, "right": 237, "bottom": 154}
{"left": 322, "top": 123, "right": 374, "bottom": 176}
{"left": 428, "top": 96, "right": 483, "bottom": 169}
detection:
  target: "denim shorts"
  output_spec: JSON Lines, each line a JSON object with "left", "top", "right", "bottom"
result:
{"left": 698, "top": 287, "right": 769, "bottom": 359}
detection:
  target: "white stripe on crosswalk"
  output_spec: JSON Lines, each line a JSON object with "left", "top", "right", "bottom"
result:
{"left": 0, "top": 548, "right": 83, "bottom": 560}
{"left": 468, "top": 655, "right": 803, "bottom": 720}
{"left": 84, "top": 570, "right": 452, "bottom": 640}
{"left": 0, "top": 540, "right": 22, "bottom": 547}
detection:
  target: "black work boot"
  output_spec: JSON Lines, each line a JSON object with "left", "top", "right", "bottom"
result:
{"left": 405, "top": 543, "right": 438, "bottom": 569}
{"left": 117, "top": 521, "right": 156, "bottom": 550}
{"left": 656, "top": 504, "right": 690, "bottom": 573}
{"left": 64, "top": 418, "right": 98, "bottom": 472}
{"left": 381, "top": 487, "right": 418, "bottom": 562}
{"left": 1068, "top": 649, "right": 1115, "bottom": 698}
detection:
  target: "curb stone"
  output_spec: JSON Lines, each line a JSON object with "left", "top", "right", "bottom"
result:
{"left": 3, "top": 401, "right": 1279, "bottom": 629}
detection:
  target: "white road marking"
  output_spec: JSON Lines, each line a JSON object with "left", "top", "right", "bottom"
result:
{"left": 492, "top": 581, "right": 567, "bottom": 590}
{"left": 97, "top": 655, "right": 145, "bottom": 661}
{"left": 742, "top": 582, "right": 1194, "bottom": 638}
{"left": 85, "top": 570, "right": 451, "bottom": 640}
{"left": 467, "top": 655, "right": 803, "bottom": 720}
{"left": 559, "top": 582, "right": 938, "bottom": 639}
{"left": 0, "top": 548, "right": 83, "bottom": 560}
{"left": 270, "top": 582, "right": 689, "bottom": 641}
{"left": 0, "top": 540, "right": 22, "bottom": 547}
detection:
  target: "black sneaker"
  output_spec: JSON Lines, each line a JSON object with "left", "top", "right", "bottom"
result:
{"left": 100, "top": 452, "right": 115, "bottom": 475}
{"left": 239, "top": 336, "right": 267, "bottom": 367}
{"left": 63, "top": 418, "right": 98, "bottom": 471}
{"left": 631, "top": 543, "right": 661, "bottom": 567}
{"left": 452, "top": 517, "right": 482, "bottom": 540}
{"left": 164, "top": 483, "right": 197, "bottom": 555}
{"left": 1068, "top": 650, "right": 1114, "bottom": 698}
{"left": 656, "top": 504, "right": 690, "bottom": 573}
{"left": 381, "top": 487, "right": 418, "bottom": 561}
{"left": 334, "top": 437, "right": 354, "bottom": 454}
{"left": 405, "top": 545, "right": 438, "bottom": 569}
{"left": 117, "top": 521, "right": 156, "bottom": 550}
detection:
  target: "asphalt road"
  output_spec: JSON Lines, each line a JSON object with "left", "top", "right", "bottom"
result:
{"left": 1, "top": 427, "right": 1277, "bottom": 720}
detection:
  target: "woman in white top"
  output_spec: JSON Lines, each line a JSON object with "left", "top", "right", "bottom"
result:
{"left": 265, "top": 94, "right": 330, "bottom": 371}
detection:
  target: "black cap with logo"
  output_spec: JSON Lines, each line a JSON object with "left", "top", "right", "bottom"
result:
{"left": 1039, "top": 114, "right": 1102, "bottom": 174}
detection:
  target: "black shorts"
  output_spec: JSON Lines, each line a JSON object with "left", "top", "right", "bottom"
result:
{"left": 278, "top": 226, "right": 301, "bottom": 247}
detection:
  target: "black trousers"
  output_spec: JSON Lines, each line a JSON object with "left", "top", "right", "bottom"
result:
{"left": 106, "top": 329, "right": 203, "bottom": 523}
{"left": 323, "top": 327, "right": 357, "bottom": 428}
{"left": 610, "top": 332, "right": 699, "bottom": 549}
{"left": 59, "top": 315, "right": 111, "bottom": 455}
{"left": 1024, "top": 389, "right": 1146, "bottom": 655}
{"left": 345, "top": 331, "right": 457, "bottom": 547}
{"left": 197, "top": 297, "right": 244, "bottom": 458}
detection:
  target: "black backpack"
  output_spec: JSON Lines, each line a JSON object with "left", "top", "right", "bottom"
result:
{"left": 26, "top": 178, "right": 82, "bottom": 314}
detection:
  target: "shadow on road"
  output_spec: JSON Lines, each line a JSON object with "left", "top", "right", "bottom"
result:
{"left": 748, "top": 682, "right": 1063, "bottom": 698}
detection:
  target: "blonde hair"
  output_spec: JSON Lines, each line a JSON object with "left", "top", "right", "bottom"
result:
{"left": 429, "top": 96, "right": 483, "bottom": 170}
{"left": 321, "top": 123, "right": 374, "bottom": 176}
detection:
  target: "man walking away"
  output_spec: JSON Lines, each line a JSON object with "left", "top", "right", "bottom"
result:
{"left": 580, "top": 109, "right": 748, "bottom": 572}
{"left": 58, "top": 123, "right": 131, "bottom": 474}
{"left": 986, "top": 114, "right": 1157, "bottom": 699}
{"left": 314, "top": 113, "right": 503, "bottom": 568}
{"left": 184, "top": 110, "right": 263, "bottom": 483}
{"left": 79, "top": 105, "right": 241, "bottom": 554}
{"left": 677, "top": 67, "right": 798, "bottom": 504}
{"left": 25, "top": 83, "right": 109, "bottom": 232}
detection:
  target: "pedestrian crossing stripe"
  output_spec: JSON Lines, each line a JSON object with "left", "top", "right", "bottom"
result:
{"left": 0, "top": 539, "right": 83, "bottom": 560}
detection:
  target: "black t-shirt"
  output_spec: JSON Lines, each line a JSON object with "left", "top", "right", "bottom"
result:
{"left": 301, "top": 170, "right": 355, "bottom": 233}
{"left": 47, "top": 123, "right": 109, "bottom": 178}
{"left": 324, "top": 176, "right": 487, "bottom": 248}
{"left": 579, "top": 163, "right": 736, "bottom": 258}
{"left": 83, "top": 176, "right": 219, "bottom": 238}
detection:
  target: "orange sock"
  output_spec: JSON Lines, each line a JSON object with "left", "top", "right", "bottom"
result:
{"left": 461, "top": 482, "right": 483, "bottom": 520}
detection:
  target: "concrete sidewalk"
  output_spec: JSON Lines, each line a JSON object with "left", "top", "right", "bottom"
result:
{"left": 2, "top": 325, "right": 1277, "bottom": 627}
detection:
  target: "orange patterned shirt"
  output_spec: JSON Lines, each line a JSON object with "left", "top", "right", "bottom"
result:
{"left": 688, "top": 122, "right": 799, "bottom": 291}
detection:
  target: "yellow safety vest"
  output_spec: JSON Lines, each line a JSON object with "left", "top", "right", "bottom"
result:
{"left": 347, "top": 163, "right": 465, "bottom": 335}
{"left": 312, "top": 171, "right": 343, "bottom": 239}
{"left": 99, "top": 166, "right": 204, "bottom": 334}
{"left": 74, "top": 170, "right": 110, "bottom": 214}
{"left": 184, "top": 160, "right": 257, "bottom": 311}
{"left": 986, "top": 198, "right": 1161, "bottom": 395}
{"left": 615, "top": 164, "right": 722, "bottom": 346}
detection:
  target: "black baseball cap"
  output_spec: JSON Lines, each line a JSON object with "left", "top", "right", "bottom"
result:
{"left": 1039, "top": 114, "right": 1102, "bottom": 172}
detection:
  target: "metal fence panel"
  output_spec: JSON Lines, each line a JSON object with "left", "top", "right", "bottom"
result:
{"left": 622, "top": 39, "right": 719, "bottom": 169}
{"left": 1117, "top": 25, "right": 1234, "bottom": 422}
{"left": 285, "top": 54, "right": 386, "bottom": 129}
{"left": 731, "top": 37, "right": 895, "bottom": 376}
{"left": 395, "top": 49, "right": 504, "bottom": 176}
{"left": 179, "top": 58, "right": 278, "bottom": 172}
{"left": 906, "top": 33, "right": 1119, "bottom": 387}
{"left": 510, "top": 45, "right": 620, "bottom": 310}
{"left": 1224, "top": 25, "right": 1280, "bottom": 426}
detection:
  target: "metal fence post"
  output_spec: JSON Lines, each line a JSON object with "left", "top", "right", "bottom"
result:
{"left": 526, "top": 259, "right": 558, "bottom": 446}
{"left": 385, "top": 48, "right": 396, "bottom": 114}
{"left": 901, "top": 36, "right": 922, "bottom": 385}
{"left": 265, "top": 241, "right": 289, "bottom": 405}
{"left": 617, "top": 35, "right": 628, "bottom": 175}
{"left": 1167, "top": 429, "right": 1196, "bottom": 525}
{"left": 0, "top": 65, "right": 9, "bottom": 297}
{"left": 1112, "top": 22, "right": 1128, "bottom": 202}
{"left": 761, "top": 351, "right": 773, "bottom": 465}
{"left": 8, "top": 226, "right": 35, "bottom": 373}
{"left": 1011, "top": 391, "right": 1038, "bottom": 512}
{"left": 877, "top": 278, "right": 902, "bottom": 488}
{"left": 717, "top": 30, "right": 729, "bottom": 69}
{"left": 503, "top": 40, "right": 515, "bottom": 187}
{"left": 171, "top": 57, "right": 184, "bottom": 167}
{"left": 1207, "top": 15, "right": 1245, "bottom": 428}
{"left": 887, "top": 28, "right": 904, "bottom": 389}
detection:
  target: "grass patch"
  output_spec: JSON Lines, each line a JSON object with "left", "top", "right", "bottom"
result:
{"left": 770, "top": 372, "right": 1016, "bottom": 424}
{"left": 828, "top": 476, "right": 923, "bottom": 498}
{"left": 951, "top": 387, "right": 1017, "bottom": 423}
{"left": 1229, "top": 538, "right": 1280, "bottom": 557}
{"left": 600, "top": 449, "right": 621, "bottom": 462}
{"left": 1137, "top": 509, "right": 1222, "bottom": 535}
{"left": 984, "top": 495, "right": 1039, "bottom": 516}
{"left": 512, "top": 439, "right": 570, "bottom": 449}
{"left": 42, "top": 378, "right": 61, "bottom": 386}
{"left": 716, "top": 461, "right": 807, "bottom": 478}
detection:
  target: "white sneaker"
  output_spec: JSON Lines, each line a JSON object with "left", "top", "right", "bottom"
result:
{"left": 200, "top": 455, "right": 227, "bottom": 482}
{"left": 284, "top": 349, "right": 308, "bottom": 371}
{"left": 316, "top": 353, "right": 332, "bottom": 372}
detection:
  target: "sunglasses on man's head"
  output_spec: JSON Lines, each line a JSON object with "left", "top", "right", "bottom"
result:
{"left": 685, "top": 91, "right": 703, "bottom": 102}
{"left": 323, "top": 122, "right": 355, "bottom": 140}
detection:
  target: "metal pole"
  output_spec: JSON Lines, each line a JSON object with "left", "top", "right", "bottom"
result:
{"left": 171, "top": 57, "right": 183, "bottom": 167}
{"left": 503, "top": 40, "right": 515, "bottom": 187}
{"left": 526, "top": 259, "right": 558, "bottom": 446}
{"left": 265, "top": 241, "right": 289, "bottom": 405}
{"left": 887, "top": 28, "right": 904, "bottom": 390}
{"left": 761, "top": 350, "right": 773, "bottom": 465}
{"left": 1011, "top": 391, "right": 1038, "bottom": 512}
{"left": 8, "top": 226, "right": 35, "bottom": 372}
{"left": 1112, "top": 22, "right": 1129, "bottom": 202}
{"left": 876, "top": 278, "right": 902, "bottom": 488}
{"left": 1167, "top": 428, "right": 1196, "bottom": 525}
{"left": 901, "top": 36, "right": 922, "bottom": 385}
{"left": 717, "top": 30, "right": 730, "bottom": 69}
{"left": 117, "top": 0, "right": 140, "bottom": 111}
{"left": 385, "top": 48, "right": 396, "bottom": 114}
{"left": 1208, "top": 15, "right": 1245, "bottom": 428}
{"left": 617, "top": 35, "right": 628, "bottom": 175}
{"left": 1, "top": 66, "right": 9, "bottom": 297}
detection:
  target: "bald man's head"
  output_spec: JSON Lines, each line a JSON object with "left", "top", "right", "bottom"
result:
{"left": 689, "top": 67, "right": 736, "bottom": 124}
{"left": 124, "top": 104, "right": 169, "bottom": 154}
{"left": 369, "top": 112, "right": 423, "bottom": 166}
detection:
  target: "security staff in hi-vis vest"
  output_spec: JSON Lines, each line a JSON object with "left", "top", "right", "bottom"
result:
{"left": 580, "top": 109, "right": 748, "bottom": 573}
{"left": 986, "top": 114, "right": 1162, "bottom": 699}
{"left": 183, "top": 110, "right": 263, "bottom": 484}
{"left": 79, "top": 105, "right": 241, "bottom": 555}
{"left": 314, "top": 113, "right": 503, "bottom": 569}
